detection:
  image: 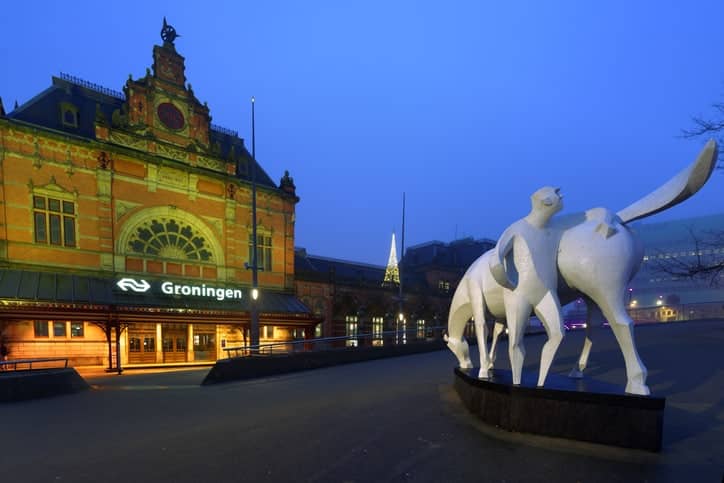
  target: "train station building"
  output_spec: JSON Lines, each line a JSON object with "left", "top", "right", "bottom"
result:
{"left": 0, "top": 21, "right": 316, "bottom": 368}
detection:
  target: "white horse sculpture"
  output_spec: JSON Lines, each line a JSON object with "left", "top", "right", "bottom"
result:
{"left": 446, "top": 140, "right": 718, "bottom": 395}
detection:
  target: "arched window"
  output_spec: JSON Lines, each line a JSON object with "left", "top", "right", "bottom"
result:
{"left": 59, "top": 102, "right": 78, "bottom": 128}
{"left": 128, "top": 218, "right": 213, "bottom": 261}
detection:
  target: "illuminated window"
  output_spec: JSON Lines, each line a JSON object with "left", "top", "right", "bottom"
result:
{"left": 438, "top": 280, "right": 450, "bottom": 293}
{"left": 143, "top": 337, "right": 155, "bottom": 352}
{"left": 34, "top": 320, "right": 49, "bottom": 337}
{"left": 345, "top": 315, "right": 358, "bottom": 347}
{"left": 248, "top": 233, "right": 273, "bottom": 271}
{"left": 129, "top": 338, "right": 141, "bottom": 352}
{"left": 372, "top": 316, "right": 383, "bottom": 342}
{"left": 417, "top": 319, "right": 426, "bottom": 339}
{"left": 399, "top": 319, "right": 407, "bottom": 344}
{"left": 33, "top": 196, "right": 76, "bottom": 247}
{"left": 163, "top": 337, "right": 174, "bottom": 352}
{"left": 71, "top": 322, "right": 84, "bottom": 338}
{"left": 128, "top": 218, "right": 212, "bottom": 261}
{"left": 176, "top": 338, "right": 187, "bottom": 352}
{"left": 263, "top": 325, "right": 275, "bottom": 339}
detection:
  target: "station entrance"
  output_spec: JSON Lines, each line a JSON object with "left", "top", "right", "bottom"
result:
{"left": 162, "top": 323, "right": 188, "bottom": 363}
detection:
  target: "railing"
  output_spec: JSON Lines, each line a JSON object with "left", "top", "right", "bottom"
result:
{"left": 223, "top": 326, "right": 447, "bottom": 358}
{"left": 0, "top": 357, "right": 69, "bottom": 372}
{"left": 210, "top": 124, "right": 239, "bottom": 138}
{"left": 59, "top": 73, "right": 125, "bottom": 100}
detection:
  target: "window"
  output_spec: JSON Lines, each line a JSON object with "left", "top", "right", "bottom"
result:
{"left": 33, "top": 195, "right": 76, "bottom": 247}
{"left": 34, "top": 320, "right": 49, "bottom": 337}
{"left": 372, "top": 316, "right": 384, "bottom": 346}
{"left": 143, "top": 337, "right": 155, "bottom": 352}
{"left": 248, "top": 233, "right": 272, "bottom": 271}
{"left": 264, "top": 326, "right": 275, "bottom": 339}
{"left": 128, "top": 218, "right": 213, "bottom": 261}
{"left": 193, "top": 334, "right": 214, "bottom": 352}
{"left": 417, "top": 319, "right": 426, "bottom": 339}
{"left": 176, "top": 338, "right": 187, "bottom": 352}
{"left": 163, "top": 337, "right": 174, "bottom": 352}
{"left": 397, "top": 317, "right": 407, "bottom": 345}
{"left": 345, "top": 315, "right": 358, "bottom": 347}
{"left": 53, "top": 321, "right": 66, "bottom": 337}
{"left": 71, "top": 322, "right": 84, "bottom": 338}
{"left": 59, "top": 102, "right": 79, "bottom": 128}
{"left": 129, "top": 338, "right": 141, "bottom": 352}
{"left": 438, "top": 280, "right": 450, "bottom": 293}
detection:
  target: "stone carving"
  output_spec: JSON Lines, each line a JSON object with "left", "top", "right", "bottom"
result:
{"left": 197, "top": 154, "right": 225, "bottom": 172}
{"left": 446, "top": 140, "right": 718, "bottom": 395}
{"left": 97, "top": 151, "right": 112, "bottom": 170}
{"left": 109, "top": 131, "right": 146, "bottom": 150}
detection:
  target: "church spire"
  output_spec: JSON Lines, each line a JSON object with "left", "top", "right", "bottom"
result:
{"left": 383, "top": 232, "right": 400, "bottom": 286}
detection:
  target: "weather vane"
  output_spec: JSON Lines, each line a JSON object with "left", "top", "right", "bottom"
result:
{"left": 161, "top": 17, "right": 179, "bottom": 44}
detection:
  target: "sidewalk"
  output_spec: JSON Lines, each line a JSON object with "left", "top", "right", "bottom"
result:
{"left": 74, "top": 362, "right": 214, "bottom": 378}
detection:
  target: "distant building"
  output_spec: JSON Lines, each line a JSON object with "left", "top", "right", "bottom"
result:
{"left": 627, "top": 213, "right": 724, "bottom": 322}
{"left": 294, "top": 237, "right": 495, "bottom": 342}
{"left": 0, "top": 20, "right": 314, "bottom": 368}
{"left": 402, "top": 237, "right": 496, "bottom": 296}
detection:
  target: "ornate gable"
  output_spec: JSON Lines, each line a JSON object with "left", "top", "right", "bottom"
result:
{"left": 108, "top": 19, "right": 212, "bottom": 154}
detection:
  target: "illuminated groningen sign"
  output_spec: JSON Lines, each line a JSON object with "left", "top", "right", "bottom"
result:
{"left": 116, "top": 277, "right": 243, "bottom": 301}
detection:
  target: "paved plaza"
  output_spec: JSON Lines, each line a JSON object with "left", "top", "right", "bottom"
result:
{"left": 2, "top": 320, "right": 723, "bottom": 482}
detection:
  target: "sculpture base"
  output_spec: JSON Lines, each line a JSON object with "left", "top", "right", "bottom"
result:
{"left": 454, "top": 367, "right": 665, "bottom": 452}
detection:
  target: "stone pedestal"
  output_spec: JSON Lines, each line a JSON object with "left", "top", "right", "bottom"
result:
{"left": 454, "top": 367, "right": 665, "bottom": 451}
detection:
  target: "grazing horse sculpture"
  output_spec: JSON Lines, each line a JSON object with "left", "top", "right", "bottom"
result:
{"left": 445, "top": 140, "right": 718, "bottom": 395}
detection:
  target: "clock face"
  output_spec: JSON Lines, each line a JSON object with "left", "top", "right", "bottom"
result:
{"left": 157, "top": 102, "right": 185, "bottom": 130}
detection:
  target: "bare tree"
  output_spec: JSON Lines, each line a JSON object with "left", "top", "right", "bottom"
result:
{"left": 682, "top": 101, "right": 724, "bottom": 169}
{"left": 650, "top": 101, "right": 724, "bottom": 283}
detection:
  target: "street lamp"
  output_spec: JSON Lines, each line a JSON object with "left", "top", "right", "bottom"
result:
{"left": 248, "top": 96, "right": 260, "bottom": 354}
{"left": 397, "top": 312, "right": 404, "bottom": 345}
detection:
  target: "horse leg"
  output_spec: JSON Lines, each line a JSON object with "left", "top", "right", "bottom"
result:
{"left": 470, "top": 287, "right": 491, "bottom": 379}
{"left": 534, "top": 291, "right": 565, "bottom": 387}
{"left": 488, "top": 321, "right": 505, "bottom": 371}
{"left": 569, "top": 300, "right": 602, "bottom": 379}
{"left": 594, "top": 295, "right": 649, "bottom": 395}
{"left": 504, "top": 293, "right": 530, "bottom": 385}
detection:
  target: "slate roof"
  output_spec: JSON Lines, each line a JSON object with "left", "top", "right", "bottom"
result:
{"left": 295, "top": 249, "right": 431, "bottom": 290}
{"left": 295, "top": 252, "right": 387, "bottom": 287}
{"left": 6, "top": 75, "right": 278, "bottom": 189}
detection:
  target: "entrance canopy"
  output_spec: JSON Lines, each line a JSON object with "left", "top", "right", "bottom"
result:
{"left": 0, "top": 270, "right": 312, "bottom": 321}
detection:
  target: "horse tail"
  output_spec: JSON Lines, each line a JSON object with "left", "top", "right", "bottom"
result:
{"left": 617, "top": 140, "right": 717, "bottom": 225}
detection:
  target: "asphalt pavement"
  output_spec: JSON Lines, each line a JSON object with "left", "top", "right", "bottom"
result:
{"left": 2, "top": 320, "right": 722, "bottom": 482}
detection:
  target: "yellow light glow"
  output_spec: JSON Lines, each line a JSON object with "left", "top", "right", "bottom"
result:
{"left": 251, "top": 288, "right": 259, "bottom": 300}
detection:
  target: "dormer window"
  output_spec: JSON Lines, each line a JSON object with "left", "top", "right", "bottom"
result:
{"left": 60, "top": 102, "right": 79, "bottom": 128}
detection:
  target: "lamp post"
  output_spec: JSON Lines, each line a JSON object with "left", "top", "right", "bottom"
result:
{"left": 249, "top": 96, "right": 260, "bottom": 354}
{"left": 398, "top": 193, "right": 405, "bottom": 344}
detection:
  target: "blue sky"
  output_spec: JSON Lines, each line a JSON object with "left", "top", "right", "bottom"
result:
{"left": 1, "top": 1, "right": 722, "bottom": 265}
